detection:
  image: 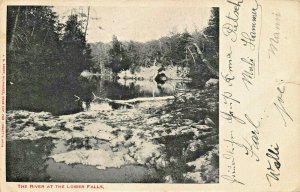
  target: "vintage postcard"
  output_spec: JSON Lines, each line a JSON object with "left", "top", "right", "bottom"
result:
{"left": 0, "top": 0, "right": 299, "bottom": 191}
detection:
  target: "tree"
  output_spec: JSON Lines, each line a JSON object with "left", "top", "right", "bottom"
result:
{"left": 203, "top": 7, "right": 219, "bottom": 51}
{"left": 7, "top": 6, "right": 63, "bottom": 83}
{"left": 126, "top": 41, "right": 141, "bottom": 73}
{"left": 7, "top": 6, "right": 95, "bottom": 114}
{"left": 62, "top": 14, "right": 93, "bottom": 76}
{"left": 107, "top": 35, "right": 131, "bottom": 73}
{"left": 175, "top": 32, "right": 193, "bottom": 66}
{"left": 90, "top": 42, "right": 111, "bottom": 73}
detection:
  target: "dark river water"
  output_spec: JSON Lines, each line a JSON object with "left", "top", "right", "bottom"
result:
{"left": 7, "top": 76, "right": 193, "bottom": 115}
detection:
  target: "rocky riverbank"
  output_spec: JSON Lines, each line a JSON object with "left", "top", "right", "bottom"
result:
{"left": 6, "top": 82, "right": 219, "bottom": 183}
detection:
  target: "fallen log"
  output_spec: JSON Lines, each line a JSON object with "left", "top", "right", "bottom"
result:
{"left": 92, "top": 92, "right": 175, "bottom": 108}
{"left": 115, "top": 96, "right": 174, "bottom": 104}
{"left": 92, "top": 93, "right": 134, "bottom": 108}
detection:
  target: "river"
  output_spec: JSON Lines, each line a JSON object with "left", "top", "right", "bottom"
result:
{"left": 6, "top": 77, "right": 219, "bottom": 183}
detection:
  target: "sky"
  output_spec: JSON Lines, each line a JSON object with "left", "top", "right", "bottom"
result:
{"left": 53, "top": 6, "right": 211, "bottom": 43}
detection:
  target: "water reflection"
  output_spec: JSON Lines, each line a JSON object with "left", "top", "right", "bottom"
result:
{"left": 117, "top": 79, "right": 184, "bottom": 97}
{"left": 94, "top": 78, "right": 191, "bottom": 100}
{"left": 87, "top": 78, "right": 192, "bottom": 111}
{"left": 7, "top": 74, "right": 192, "bottom": 115}
{"left": 47, "top": 159, "right": 160, "bottom": 183}
{"left": 6, "top": 138, "right": 161, "bottom": 183}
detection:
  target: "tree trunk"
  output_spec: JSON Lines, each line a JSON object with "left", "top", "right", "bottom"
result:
{"left": 192, "top": 43, "right": 219, "bottom": 77}
{"left": 84, "top": 6, "right": 90, "bottom": 39}
{"left": 9, "top": 7, "right": 21, "bottom": 51}
{"left": 92, "top": 92, "right": 174, "bottom": 107}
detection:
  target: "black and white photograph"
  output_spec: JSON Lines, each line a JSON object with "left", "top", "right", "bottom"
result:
{"left": 6, "top": 5, "right": 219, "bottom": 183}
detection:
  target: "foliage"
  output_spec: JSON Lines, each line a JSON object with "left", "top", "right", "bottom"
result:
{"left": 203, "top": 7, "right": 219, "bottom": 51}
{"left": 91, "top": 8, "right": 219, "bottom": 86}
{"left": 107, "top": 35, "right": 131, "bottom": 73}
{"left": 62, "top": 14, "right": 93, "bottom": 76}
{"left": 7, "top": 6, "right": 94, "bottom": 114}
{"left": 7, "top": 6, "right": 62, "bottom": 83}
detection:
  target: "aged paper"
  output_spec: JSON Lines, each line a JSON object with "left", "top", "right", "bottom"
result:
{"left": 0, "top": 0, "right": 299, "bottom": 191}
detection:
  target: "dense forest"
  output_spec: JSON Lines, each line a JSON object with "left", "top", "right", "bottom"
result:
{"left": 7, "top": 6, "right": 93, "bottom": 84}
{"left": 6, "top": 6, "right": 94, "bottom": 114}
{"left": 90, "top": 8, "right": 219, "bottom": 86}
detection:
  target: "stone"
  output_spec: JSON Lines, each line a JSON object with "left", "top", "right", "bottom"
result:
{"left": 169, "top": 156, "right": 178, "bottom": 164}
{"left": 145, "top": 117, "right": 160, "bottom": 125}
{"left": 160, "top": 114, "right": 173, "bottom": 122}
{"left": 149, "top": 156, "right": 156, "bottom": 165}
{"left": 204, "top": 117, "right": 215, "bottom": 126}
{"left": 187, "top": 141, "right": 204, "bottom": 153}
{"left": 37, "top": 112, "right": 53, "bottom": 119}
{"left": 123, "top": 154, "right": 134, "bottom": 163}
{"left": 185, "top": 140, "right": 207, "bottom": 161}
{"left": 176, "top": 95, "right": 186, "bottom": 103}
{"left": 34, "top": 124, "right": 51, "bottom": 131}
{"left": 193, "top": 124, "right": 212, "bottom": 131}
{"left": 183, "top": 172, "right": 204, "bottom": 183}
{"left": 133, "top": 142, "right": 162, "bottom": 164}
{"left": 123, "top": 140, "right": 134, "bottom": 147}
{"left": 51, "top": 149, "right": 132, "bottom": 170}
{"left": 128, "top": 146, "right": 137, "bottom": 157}
{"left": 144, "top": 130, "right": 152, "bottom": 138}
{"left": 182, "top": 119, "right": 194, "bottom": 126}
{"left": 110, "top": 135, "right": 126, "bottom": 148}
{"left": 185, "top": 92, "right": 195, "bottom": 100}
{"left": 205, "top": 78, "right": 219, "bottom": 88}
{"left": 164, "top": 175, "right": 173, "bottom": 183}
{"left": 155, "top": 157, "right": 168, "bottom": 169}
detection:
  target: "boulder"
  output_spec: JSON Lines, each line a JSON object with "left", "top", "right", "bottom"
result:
{"left": 185, "top": 92, "right": 195, "bottom": 101}
{"left": 205, "top": 78, "right": 219, "bottom": 88}
{"left": 145, "top": 117, "right": 160, "bottom": 125}
{"left": 182, "top": 119, "right": 194, "bottom": 126}
{"left": 164, "top": 175, "right": 173, "bottom": 183}
{"left": 192, "top": 124, "right": 212, "bottom": 131}
{"left": 185, "top": 140, "right": 207, "bottom": 161}
{"left": 183, "top": 172, "right": 204, "bottom": 183}
{"left": 204, "top": 117, "right": 215, "bottom": 127}
{"left": 160, "top": 114, "right": 173, "bottom": 122}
